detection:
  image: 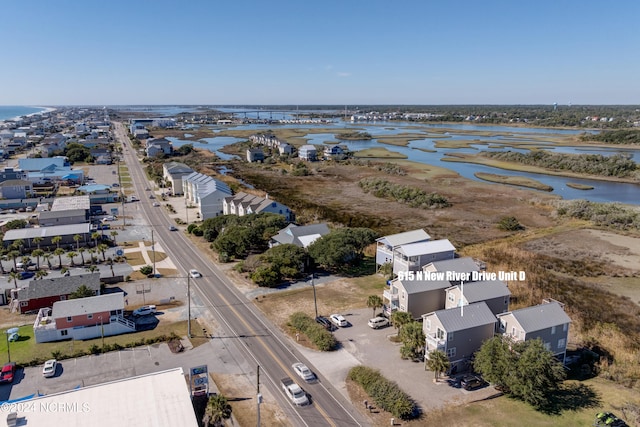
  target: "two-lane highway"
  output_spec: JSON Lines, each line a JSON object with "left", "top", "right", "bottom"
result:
{"left": 113, "top": 122, "right": 367, "bottom": 427}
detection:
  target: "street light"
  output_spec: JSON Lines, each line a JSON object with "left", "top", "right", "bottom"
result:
{"left": 187, "top": 274, "right": 192, "bottom": 338}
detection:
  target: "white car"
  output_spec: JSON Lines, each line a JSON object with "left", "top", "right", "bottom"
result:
{"left": 189, "top": 269, "right": 202, "bottom": 278}
{"left": 292, "top": 363, "right": 316, "bottom": 382}
{"left": 368, "top": 316, "right": 389, "bottom": 329}
{"left": 42, "top": 359, "right": 57, "bottom": 378}
{"left": 329, "top": 314, "right": 348, "bottom": 327}
{"left": 152, "top": 202, "right": 160, "bottom": 207}
{"left": 133, "top": 305, "right": 157, "bottom": 317}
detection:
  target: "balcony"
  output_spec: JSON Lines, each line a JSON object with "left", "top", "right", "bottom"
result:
{"left": 383, "top": 289, "right": 398, "bottom": 303}
{"left": 426, "top": 333, "right": 446, "bottom": 353}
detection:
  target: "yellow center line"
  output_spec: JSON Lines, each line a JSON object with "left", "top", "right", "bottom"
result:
{"left": 217, "top": 292, "right": 337, "bottom": 427}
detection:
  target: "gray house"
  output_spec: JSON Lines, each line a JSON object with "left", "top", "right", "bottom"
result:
{"left": 422, "top": 257, "right": 482, "bottom": 284}
{"left": 423, "top": 301, "right": 497, "bottom": 369}
{"left": 444, "top": 279, "right": 511, "bottom": 316}
{"left": 383, "top": 277, "right": 451, "bottom": 319}
{"left": 163, "top": 162, "right": 193, "bottom": 196}
{"left": 247, "top": 148, "right": 265, "bottom": 163}
{"left": 376, "top": 229, "right": 431, "bottom": 273}
{"left": 496, "top": 299, "right": 571, "bottom": 362}
{"left": 393, "top": 239, "right": 456, "bottom": 273}
{"left": 298, "top": 145, "right": 317, "bottom": 161}
{"left": 38, "top": 208, "right": 88, "bottom": 227}
{"left": 0, "top": 179, "right": 33, "bottom": 199}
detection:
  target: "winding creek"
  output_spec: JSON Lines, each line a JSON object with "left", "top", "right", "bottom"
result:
{"left": 168, "top": 120, "right": 640, "bottom": 205}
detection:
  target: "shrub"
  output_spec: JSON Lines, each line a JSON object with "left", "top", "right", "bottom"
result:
{"left": 348, "top": 366, "right": 416, "bottom": 419}
{"left": 139, "top": 265, "right": 153, "bottom": 275}
{"left": 288, "top": 312, "right": 337, "bottom": 351}
{"left": 497, "top": 216, "right": 524, "bottom": 231}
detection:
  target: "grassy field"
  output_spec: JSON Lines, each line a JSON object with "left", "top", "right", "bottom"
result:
{"left": 567, "top": 182, "right": 595, "bottom": 190}
{"left": 474, "top": 172, "right": 553, "bottom": 191}
{"left": 0, "top": 320, "right": 188, "bottom": 366}
{"left": 352, "top": 147, "right": 408, "bottom": 159}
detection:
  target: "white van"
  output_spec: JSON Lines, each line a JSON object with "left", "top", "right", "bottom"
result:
{"left": 367, "top": 316, "right": 389, "bottom": 329}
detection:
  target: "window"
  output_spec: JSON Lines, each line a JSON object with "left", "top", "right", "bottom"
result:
{"left": 448, "top": 292, "right": 455, "bottom": 302}
{"left": 551, "top": 325, "right": 556, "bottom": 335}
{"left": 20, "top": 301, "right": 28, "bottom": 307}
{"left": 61, "top": 330, "right": 68, "bottom": 336}
{"left": 437, "top": 328, "right": 445, "bottom": 340}
{"left": 448, "top": 331, "right": 454, "bottom": 342}
{"left": 557, "top": 338, "right": 566, "bottom": 349}
{"left": 544, "top": 342, "right": 551, "bottom": 351}
{"left": 500, "top": 320, "right": 507, "bottom": 332}
{"left": 87, "top": 314, "right": 93, "bottom": 320}
{"left": 425, "top": 319, "right": 431, "bottom": 331}
{"left": 67, "top": 317, "right": 72, "bottom": 322}
{"left": 60, "top": 295, "right": 66, "bottom": 300}
{"left": 504, "top": 296, "right": 509, "bottom": 305}
{"left": 511, "top": 326, "right": 516, "bottom": 337}
{"left": 563, "top": 323, "right": 568, "bottom": 332}
{"left": 446, "top": 347, "right": 456, "bottom": 358}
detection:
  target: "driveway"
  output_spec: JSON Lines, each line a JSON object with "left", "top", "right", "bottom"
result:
{"left": 297, "top": 308, "right": 499, "bottom": 415}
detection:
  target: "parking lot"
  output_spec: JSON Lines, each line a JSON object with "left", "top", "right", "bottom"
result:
{"left": 297, "top": 307, "right": 499, "bottom": 414}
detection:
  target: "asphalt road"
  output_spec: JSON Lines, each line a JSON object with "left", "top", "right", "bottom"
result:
{"left": 113, "top": 123, "right": 366, "bottom": 427}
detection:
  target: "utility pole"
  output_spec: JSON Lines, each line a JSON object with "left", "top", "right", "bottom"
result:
{"left": 187, "top": 274, "right": 191, "bottom": 338}
{"left": 151, "top": 229, "right": 156, "bottom": 277}
{"left": 310, "top": 274, "right": 318, "bottom": 319}
{"left": 256, "top": 365, "right": 262, "bottom": 427}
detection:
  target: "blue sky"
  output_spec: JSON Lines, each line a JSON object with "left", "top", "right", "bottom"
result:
{"left": 2, "top": 0, "right": 639, "bottom": 105}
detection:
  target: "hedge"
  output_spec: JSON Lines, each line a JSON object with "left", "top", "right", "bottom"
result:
{"left": 347, "top": 366, "right": 416, "bottom": 419}
{"left": 288, "top": 312, "right": 337, "bottom": 351}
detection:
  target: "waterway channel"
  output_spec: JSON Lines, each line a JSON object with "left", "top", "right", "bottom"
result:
{"left": 168, "top": 118, "right": 640, "bottom": 205}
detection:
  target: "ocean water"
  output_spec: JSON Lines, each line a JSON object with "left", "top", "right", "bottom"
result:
{"left": 0, "top": 106, "right": 47, "bottom": 121}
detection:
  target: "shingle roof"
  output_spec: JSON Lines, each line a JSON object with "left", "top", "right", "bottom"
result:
{"left": 502, "top": 301, "right": 571, "bottom": 333}
{"left": 18, "top": 273, "right": 100, "bottom": 301}
{"left": 376, "top": 229, "right": 431, "bottom": 248}
{"left": 52, "top": 292, "right": 125, "bottom": 319}
{"left": 427, "top": 301, "right": 496, "bottom": 332}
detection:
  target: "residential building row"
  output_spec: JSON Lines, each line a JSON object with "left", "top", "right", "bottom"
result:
{"left": 377, "top": 228, "right": 572, "bottom": 371}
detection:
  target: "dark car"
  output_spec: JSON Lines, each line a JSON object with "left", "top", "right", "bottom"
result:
{"left": 315, "top": 316, "right": 336, "bottom": 331}
{"left": 461, "top": 375, "right": 486, "bottom": 391}
{"left": 18, "top": 271, "right": 35, "bottom": 280}
{"left": 0, "top": 362, "right": 16, "bottom": 384}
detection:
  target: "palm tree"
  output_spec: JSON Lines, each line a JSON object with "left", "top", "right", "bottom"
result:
{"left": 43, "top": 251, "right": 53, "bottom": 270}
{"left": 78, "top": 247, "right": 86, "bottom": 265}
{"left": 7, "top": 250, "right": 20, "bottom": 271}
{"left": 425, "top": 349, "right": 451, "bottom": 382}
{"left": 399, "top": 321, "right": 426, "bottom": 360}
{"left": 0, "top": 250, "right": 7, "bottom": 274}
{"left": 367, "top": 295, "right": 383, "bottom": 318}
{"left": 203, "top": 394, "right": 232, "bottom": 427}
{"left": 35, "top": 269, "right": 49, "bottom": 280}
{"left": 73, "top": 234, "right": 82, "bottom": 251}
{"left": 107, "top": 257, "right": 115, "bottom": 277}
{"left": 53, "top": 248, "right": 65, "bottom": 268}
{"left": 97, "top": 244, "right": 108, "bottom": 262}
{"left": 91, "top": 232, "right": 101, "bottom": 248}
{"left": 32, "top": 249, "right": 44, "bottom": 270}
{"left": 110, "top": 230, "right": 118, "bottom": 245}
{"left": 85, "top": 265, "right": 99, "bottom": 274}
{"left": 8, "top": 271, "right": 19, "bottom": 288}
{"left": 19, "top": 256, "right": 31, "bottom": 271}
{"left": 390, "top": 311, "right": 413, "bottom": 335}
{"left": 51, "top": 235, "right": 62, "bottom": 250}
{"left": 32, "top": 236, "right": 43, "bottom": 250}
{"left": 10, "top": 239, "right": 24, "bottom": 253}
{"left": 66, "top": 251, "right": 78, "bottom": 267}
{"left": 88, "top": 248, "right": 97, "bottom": 264}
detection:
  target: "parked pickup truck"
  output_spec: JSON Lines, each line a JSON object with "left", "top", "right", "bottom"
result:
{"left": 281, "top": 377, "right": 309, "bottom": 406}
